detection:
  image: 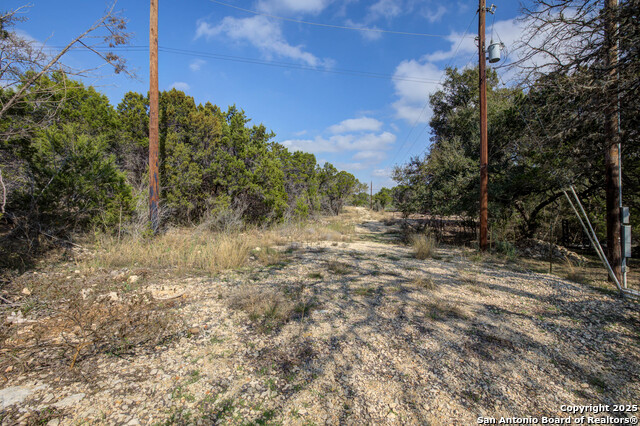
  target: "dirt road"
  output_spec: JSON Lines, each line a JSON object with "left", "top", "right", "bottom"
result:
{"left": 2, "top": 208, "right": 639, "bottom": 425}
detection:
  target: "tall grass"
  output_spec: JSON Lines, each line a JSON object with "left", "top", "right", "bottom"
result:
{"left": 90, "top": 215, "right": 357, "bottom": 275}
{"left": 92, "top": 229, "right": 252, "bottom": 274}
{"left": 409, "top": 234, "right": 437, "bottom": 260}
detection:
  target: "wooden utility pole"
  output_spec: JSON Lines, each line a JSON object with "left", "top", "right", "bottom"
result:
{"left": 149, "top": 0, "right": 160, "bottom": 234}
{"left": 370, "top": 181, "right": 373, "bottom": 210}
{"left": 604, "top": 0, "right": 622, "bottom": 283}
{"left": 478, "top": 0, "right": 489, "bottom": 251}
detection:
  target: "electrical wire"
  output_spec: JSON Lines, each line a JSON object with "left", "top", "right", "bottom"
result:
{"left": 57, "top": 44, "right": 446, "bottom": 84}
{"left": 389, "top": 10, "right": 479, "bottom": 167}
{"left": 157, "top": 46, "right": 444, "bottom": 84}
{"left": 207, "top": 0, "right": 468, "bottom": 39}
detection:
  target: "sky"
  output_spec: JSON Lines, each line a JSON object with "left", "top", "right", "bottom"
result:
{"left": 5, "top": 0, "right": 528, "bottom": 192}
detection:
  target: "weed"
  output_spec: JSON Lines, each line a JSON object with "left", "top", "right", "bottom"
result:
{"left": 91, "top": 230, "right": 252, "bottom": 275}
{"left": 587, "top": 375, "right": 607, "bottom": 393}
{"left": 353, "top": 287, "right": 376, "bottom": 296}
{"left": 210, "top": 335, "right": 225, "bottom": 345}
{"left": 411, "top": 276, "right": 436, "bottom": 290}
{"left": 460, "top": 272, "right": 478, "bottom": 286}
{"left": 326, "top": 260, "right": 351, "bottom": 275}
{"left": 307, "top": 272, "right": 323, "bottom": 280}
{"left": 254, "top": 247, "right": 287, "bottom": 267}
{"left": 423, "top": 300, "right": 467, "bottom": 320}
{"left": 409, "top": 234, "right": 437, "bottom": 260}
{"left": 327, "top": 222, "right": 355, "bottom": 235}
{"left": 228, "top": 287, "right": 314, "bottom": 333}
{"left": 266, "top": 378, "right": 277, "bottom": 392}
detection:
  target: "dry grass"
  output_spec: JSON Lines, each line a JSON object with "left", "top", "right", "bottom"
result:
{"left": 411, "top": 276, "right": 437, "bottom": 290}
{"left": 459, "top": 272, "right": 478, "bottom": 285}
{"left": 89, "top": 209, "right": 361, "bottom": 276}
{"left": 564, "top": 259, "right": 591, "bottom": 285}
{"left": 90, "top": 229, "right": 252, "bottom": 275}
{"left": 228, "top": 287, "right": 315, "bottom": 333}
{"left": 326, "top": 260, "right": 352, "bottom": 275}
{"left": 0, "top": 275, "right": 182, "bottom": 375}
{"left": 423, "top": 299, "right": 467, "bottom": 320}
{"left": 254, "top": 247, "right": 287, "bottom": 267}
{"left": 409, "top": 234, "right": 437, "bottom": 260}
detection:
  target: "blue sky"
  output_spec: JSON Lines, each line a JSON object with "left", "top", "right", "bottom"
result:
{"left": 6, "top": 0, "right": 527, "bottom": 192}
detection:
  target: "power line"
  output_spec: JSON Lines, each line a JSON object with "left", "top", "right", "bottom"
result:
{"left": 157, "top": 46, "right": 444, "bottom": 84}
{"left": 60, "top": 44, "right": 446, "bottom": 84}
{"left": 389, "top": 10, "right": 478, "bottom": 167}
{"left": 207, "top": 0, "right": 468, "bottom": 39}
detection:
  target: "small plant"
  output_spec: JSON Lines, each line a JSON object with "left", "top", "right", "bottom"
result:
{"left": 412, "top": 276, "right": 437, "bottom": 290}
{"left": 210, "top": 335, "right": 225, "bottom": 344}
{"left": 353, "top": 287, "right": 376, "bottom": 296}
{"left": 307, "top": 272, "right": 323, "bottom": 280}
{"left": 409, "top": 233, "right": 437, "bottom": 260}
{"left": 326, "top": 260, "right": 351, "bottom": 275}
{"left": 564, "top": 259, "right": 590, "bottom": 284}
{"left": 254, "top": 247, "right": 287, "bottom": 267}
{"left": 494, "top": 240, "right": 517, "bottom": 260}
{"left": 423, "top": 300, "right": 466, "bottom": 320}
{"left": 460, "top": 272, "right": 478, "bottom": 286}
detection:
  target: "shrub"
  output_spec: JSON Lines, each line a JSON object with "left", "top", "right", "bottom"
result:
{"left": 409, "top": 234, "right": 437, "bottom": 260}
{"left": 10, "top": 125, "right": 134, "bottom": 231}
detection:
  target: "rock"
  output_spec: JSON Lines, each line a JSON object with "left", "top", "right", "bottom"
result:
{"left": 127, "top": 419, "right": 141, "bottom": 426}
{"left": 6, "top": 311, "right": 31, "bottom": 324}
{"left": 21, "top": 287, "right": 31, "bottom": 296}
{"left": 46, "top": 419, "right": 60, "bottom": 426}
{"left": 189, "top": 327, "right": 200, "bottom": 335}
{"left": 53, "top": 393, "right": 86, "bottom": 408}
{"left": 0, "top": 386, "right": 34, "bottom": 409}
{"left": 4, "top": 366, "right": 13, "bottom": 373}
{"left": 128, "top": 275, "right": 140, "bottom": 284}
{"left": 105, "top": 292, "right": 119, "bottom": 302}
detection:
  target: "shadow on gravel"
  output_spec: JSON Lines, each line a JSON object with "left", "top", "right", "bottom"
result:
{"left": 225, "top": 222, "right": 640, "bottom": 424}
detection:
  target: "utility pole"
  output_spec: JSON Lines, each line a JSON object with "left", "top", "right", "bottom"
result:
{"left": 149, "top": 0, "right": 160, "bottom": 234}
{"left": 370, "top": 181, "right": 373, "bottom": 210}
{"left": 604, "top": 0, "right": 622, "bottom": 283}
{"left": 478, "top": 0, "right": 489, "bottom": 251}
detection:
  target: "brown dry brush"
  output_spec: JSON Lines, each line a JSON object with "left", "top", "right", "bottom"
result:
{"left": 1, "top": 289, "right": 183, "bottom": 376}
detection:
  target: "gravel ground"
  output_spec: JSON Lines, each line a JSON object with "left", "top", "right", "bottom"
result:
{"left": 1, "top": 208, "right": 639, "bottom": 425}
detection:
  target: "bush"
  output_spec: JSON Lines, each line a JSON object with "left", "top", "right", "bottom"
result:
{"left": 9, "top": 125, "right": 134, "bottom": 232}
{"left": 410, "top": 233, "right": 437, "bottom": 259}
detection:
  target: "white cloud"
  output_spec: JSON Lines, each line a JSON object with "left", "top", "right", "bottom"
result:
{"left": 343, "top": 19, "right": 383, "bottom": 41}
{"left": 283, "top": 131, "right": 396, "bottom": 154}
{"left": 169, "top": 81, "right": 190, "bottom": 91}
{"left": 353, "top": 150, "right": 387, "bottom": 162}
{"left": 189, "top": 59, "right": 206, "bottom": 72}
{"left": 392, "top": 60, "right": 442, "bottom": 123}
{"left": 196, "top": 15, "right": 327, "bottom": 67}
{"left": 423, "top": 17, "right": 524, "bottom": 69}
{"left": 372, "top": 168, "right": 391, "bottom": 178}
{"left": 256, "top": 0, "right": 332, "bottom": 15}
{"left": 422, "top": 31, "right": 476, "bottom": 63}
{"left": 425, "top": 5, "right": 447, "bottom": 23}
{"left": 334, "top": 161, "right": 370, "bottom": 171}
{"left": 328, "top": 117, "right": 383, "bottom": 134}
{"left": 368, "top": 0, "right": 403, "bottom": 21}
{"left": 390, "top": 16, "right": 528, "bottom": 124}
